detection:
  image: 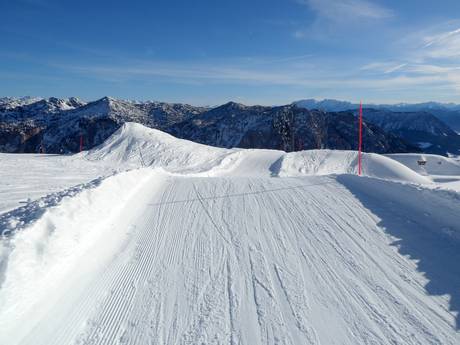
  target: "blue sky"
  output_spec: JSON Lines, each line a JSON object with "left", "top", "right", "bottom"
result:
{"left": 1, "top": 0, "right": 460, "bottom": 105}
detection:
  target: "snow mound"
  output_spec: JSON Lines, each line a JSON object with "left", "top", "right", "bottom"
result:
{"left": 279, "top": 150, "right": 432, "bottom": 184}
{"left": 203, "top": 149, "right": 284, "bottom": 177}
{"left": 85, "top": 123, "right": 431, "bottom": 184}
{"left": 386, "top": 153, "right": 460, "bottom": 176}
{"left": 84, "top": 122, "right": 235, "bottom": 173}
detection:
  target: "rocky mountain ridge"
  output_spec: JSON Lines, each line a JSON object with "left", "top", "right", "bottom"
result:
{"left": 0, "top": 96, "right": 429, "bottom": 154}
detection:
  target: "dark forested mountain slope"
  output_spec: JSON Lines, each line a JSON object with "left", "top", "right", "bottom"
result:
{"left": 0, "top": 97, "right": 419, "bottom": 154}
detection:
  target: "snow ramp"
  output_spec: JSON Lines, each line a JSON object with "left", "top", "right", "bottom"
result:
{"left": 85, "top": 123, "right": 431, "bottom": 184}
{"left": 278, "top": 150, "right": 432, "bottom": 184}
{"left": 84, "top": 122, "right": 235, "bottom": 174}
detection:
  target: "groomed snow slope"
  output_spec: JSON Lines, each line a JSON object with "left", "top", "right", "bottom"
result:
{"left": 1, "top": 123, "right": 459, "bottom": 344}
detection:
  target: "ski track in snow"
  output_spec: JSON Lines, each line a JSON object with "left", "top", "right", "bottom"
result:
{"left": 1, "top": 174, "right": 458, "bottom": 344}
{"left": 1, "top": 124, "right": 460, "bottom": 344}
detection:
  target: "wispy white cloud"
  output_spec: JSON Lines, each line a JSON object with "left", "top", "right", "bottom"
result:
{"left": 383, "top": 63, "right": 408, "bottom": 74}
{"left": 51, "top": 56, "right": 454, "bottom": 95}
{"left": 422, "top": 27, "right": 460, "bottom": 59}
{"left": 54, "top": 62, "right": 315, "bottom": 86}
{"left": 41, "top": 19, "right": 460, "bottom": 103}
{"left": 361, "top": 62, "right": 408, "bottom": 74}
{"left": 299, "top": 0, "right": 394, "bottom": 21}
{"left": 423, "top": 28, "right": 460, "bottom": 47}
{"left": 357, "top": 20, "right": 460, "bottom": 99}
{"left": 292, "top": 0, "right": 395, "bottom": 41}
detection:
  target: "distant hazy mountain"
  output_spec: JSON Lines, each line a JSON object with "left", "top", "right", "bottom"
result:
{"left": 0, "top": 97, "right": 416, "bottom": 154}
{"left": 294, "top": 99, "right": 358, "bottom": 112}
{"left": 294, "top": 98, "right": 460, "bottom": 112}
{"left": 295, "top": 98, "right": 460, "bottom": 133}
{"left": 354, "top": 109, "right": 460, "bottom": 155}
{"left": 361, "top": 109, "right": 455, "bottom": 136}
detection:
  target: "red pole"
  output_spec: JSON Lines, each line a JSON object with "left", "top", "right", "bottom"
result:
{"left": 358, "top": 101, "right": 363, "bottom": 176}
{"left": 80, "top": 135, "right": 83, "bottom": 152}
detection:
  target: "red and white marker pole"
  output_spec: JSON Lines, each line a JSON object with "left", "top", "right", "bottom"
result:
{"left": 358, "top": 101, "right": 363, "bottom": 176}
{"left": 80, "top": 134, "right": 83, "bottom": 152}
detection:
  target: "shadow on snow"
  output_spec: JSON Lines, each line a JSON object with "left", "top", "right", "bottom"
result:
{"left": 337, "top": 175, "right": 460, "bottom": 330}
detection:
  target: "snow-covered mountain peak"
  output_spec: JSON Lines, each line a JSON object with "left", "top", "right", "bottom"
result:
{"left": 0, "top": 96, "right": 43, "bottom": 109}
{"left": 218, "top": 101, "right": 248, "bottom": 111}
{"left": 100, "top": 96, "right": 116, "bottom": 103}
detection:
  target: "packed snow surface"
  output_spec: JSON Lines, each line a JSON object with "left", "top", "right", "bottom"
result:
{"left": 1, "top": 123, "right": 459, "bottom": 344}
{"left": 0, "top": 153, "right": 116, "bottom": 214}
{"left": 387, "top": 153, "right": 460, "bottom": 191}
{"left": 84, "top": 123, "right": 432, "bottom": 183}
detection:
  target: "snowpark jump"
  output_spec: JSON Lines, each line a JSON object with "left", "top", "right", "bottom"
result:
{"left": 0, "top": 123, "right": 460, "bottom": 344}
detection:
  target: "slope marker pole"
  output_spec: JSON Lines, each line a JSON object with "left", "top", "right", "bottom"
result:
{"left": 80, "top": 134, "right": 83, "bottom": 152}
{"left": 358, "top": 101, "right": 363, "bottom": 176}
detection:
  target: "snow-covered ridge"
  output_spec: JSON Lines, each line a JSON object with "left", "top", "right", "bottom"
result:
{"left": 0, "top": 97, "right": 44, "bottom": 109}
{"left": 86, "top": 122, "right": 432, "bottom": 184}
{"left": 294, "top": 98, "right": 460, "bottom": 112}
{"left": 84, "top": 122, "right": 236, "bottom": 173}
{"left": 0, "top": 96, "right": 417, "bottom": 154}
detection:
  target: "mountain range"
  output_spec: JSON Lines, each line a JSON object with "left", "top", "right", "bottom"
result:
{"left": 2, "top": 96, "right": 460, "bottom": 156}
{"left": 0, "top": 97, "right": 417, "bottom": 155}
{"left": 295, "top": 99, "right": 460, "bottom": 133}
{"left": 170, "top": 102, "right": 414, "bottom": 153}
{"left": 355, "top": 109, "right": 460, "bottom": 156}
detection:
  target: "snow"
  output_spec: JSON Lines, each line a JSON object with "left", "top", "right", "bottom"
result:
{"left": 386, "top": 153, "right": 460, "bottom": 176}
{"left": 0, "top": 97, "right": 43, "bottom": 109}
{"left": 84, "top": 123, "right": 432, "bottom": 184}
{"left": 417, "top": 141, "right": 433, "bottom": 149}
{"left": 1, "top": 122, "right": 460, "bottom": 344}
{"left": 83, "top": 122, "right": 236, "bottom": 173}
{"left": 386, "top": 153, "right": 460, "bottom": 191}
{"left": 0, "top": 169, "right": 158, "bottom": 341}
{"left": 278, "top": 150, "right": 432, "bottom": 184}
{"left": 0, "top": 153, "right": 116, "bottom": 214}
